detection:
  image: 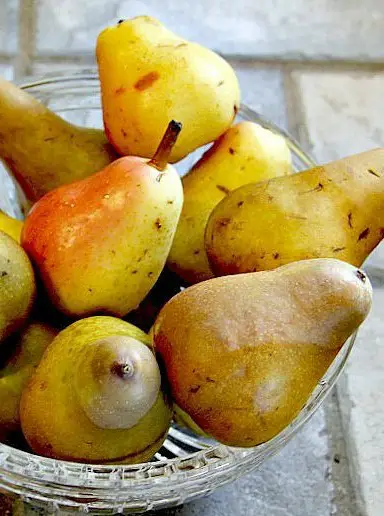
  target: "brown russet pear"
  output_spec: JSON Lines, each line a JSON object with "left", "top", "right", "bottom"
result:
{"left": 205, "top": 149, "right": 384, "bottom": 275}
{"left": 21, "top": 121, "right": 183, "bottom": 318}
{"left": 97, "top": 16, "right": 240, "bottom": 163}
{"left": 0, "top": 231, "right": 35, "bottom": 343}
{"left": 20, "top": 316, "right": 171, "bottom": 463}
{"left": 154, "top": 259, "right": 372, "bottom": 446}
{"left": 0, "top": 322, "right": 56, "bottom": 438}
{"left": 168, "top": 122, "right": 292, "bottom": 283}
{"left": 0, "top": 210, "right": 23, "bottom": 242}
{"left": 0, "top": 76, "right": 117, "bottom": 204}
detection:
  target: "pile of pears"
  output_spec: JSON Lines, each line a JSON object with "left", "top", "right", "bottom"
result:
{"left": 0, "top": 16, "right": 382, "bottom": 464}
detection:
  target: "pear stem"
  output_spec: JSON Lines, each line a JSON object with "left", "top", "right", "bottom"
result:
{"left": 149, "top": 120, "right": 182, "bottom": 174}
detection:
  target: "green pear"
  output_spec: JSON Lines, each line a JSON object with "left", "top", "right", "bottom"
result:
{"left": 0, "top": 231, "right": 35, "bottom": 343}
{"left": 168, "top": 122, "right": 292, "bottom": 283}
{"left": 154, "top": 259, "right": 372, "bottom": 447}
{"left": 0, "top": 76, "right": 117, "bottom": 204}
{"left": 20, "top": 316, "right": 171, "bottom": 463}
{"left": 97, "top": 16, "right": 240, "bottom": 162}
{"left": 0, "top": 322, "right": 56, "bottom": 438}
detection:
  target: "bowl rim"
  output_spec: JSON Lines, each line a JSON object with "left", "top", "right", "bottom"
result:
{"left": 0, "top": 71, "right": 355, "bottom": 511}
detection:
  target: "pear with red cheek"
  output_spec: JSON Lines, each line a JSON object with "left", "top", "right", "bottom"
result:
{"left": 21, "top": 121, "right": 183, "bottom": 318}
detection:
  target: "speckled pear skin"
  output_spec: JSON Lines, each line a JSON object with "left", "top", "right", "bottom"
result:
{"left": 154, "top": 259, "right": 372, "bottom": 447}
{"left": 206, "top": 148, "right": 384, "bottom": 276}
{"left": 0, "top": 210, "right": 23, "bottom": 243}
{"left": 168, "top": 122, "right": 292, "bottom": 284}
{"left": 0, "top": 231, "right": 35, "bottom": 343}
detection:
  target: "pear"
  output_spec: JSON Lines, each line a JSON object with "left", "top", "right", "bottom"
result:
{"left": 127, "top": 267, "right": 183, "bottom": 332}
{"left": 0, "top": 322, "right": 56, "bottom": 438}
{"left": 172, "top": 404, "right": 208, "bottom": 437}
{"left": 20, "top": 316, "right": 171, "bottom": 463}
{"left": 168, "top": 122, "right": 292, "bottom": 283}
{"left": 21, "top": 121, "right": 183, "bottom": 318}
{"left": 0, "top": 76, "right": 117, "bottom": 204}
{"left": 0, "top": 231, "right": 35, "bottom": 343}
{"left": 0, "top": 210, "right": 23, "bottom": 242}
{"left": 206, "top": 148, "right": 384, "bottom": 275}
{"left": 97, "top": 16, "right": 240, "bottom": 163}
{"left": 154, "top": 259, "right": 372, "bottom": 446}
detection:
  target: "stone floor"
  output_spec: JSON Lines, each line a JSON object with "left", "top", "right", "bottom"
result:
{"left": 0, "top": 1, "right": 383, "bottom": 515}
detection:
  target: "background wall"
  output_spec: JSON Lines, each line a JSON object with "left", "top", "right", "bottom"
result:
{"left": 0, "top": 1, "right": 384, "bottom": 515}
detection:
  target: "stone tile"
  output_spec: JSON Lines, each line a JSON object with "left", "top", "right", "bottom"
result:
{"left": 151, "top": 408, "right": 338, "bottom": 516}
{"left": 292, "top": 70, "right": 384, "bottom": 163}
{"left": 294, "top": 68, "right": 384, "bottom": 516}
{"left": 231, "top": 62, "right": 288, "bottom": 130}
{"left": 338, "top": 287, "right": 384, "bottom": 516}
{"left": 0, "top": 0, "right": 19, "bottom": 54}
{"left": 36, "top": 0, "right": 384, "bottom": 60}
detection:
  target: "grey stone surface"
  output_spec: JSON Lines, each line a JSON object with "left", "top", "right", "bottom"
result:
{"left": 338, "top": 287, "right": 384, "bottom": 516}
{"left": 36, "top": 0, "right": 384, "bottom": 60}
{"left": 0, "top": 0, "right": 19, "bottom": 54}
{"left": 292, "top": 70, "right": 384, "bottom": 163}
{"left": 150, "top": 408, "right": 338, "bottom": 516}
{"left": 230, "top": 61, "right": 288, "bottom": 130}
{"left": 294, "top": 68, "right": 384, "bottom": 516}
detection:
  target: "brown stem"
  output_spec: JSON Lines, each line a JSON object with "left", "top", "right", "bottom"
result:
{"left": 149, "top": 120, "right": 182, "bottom": 172}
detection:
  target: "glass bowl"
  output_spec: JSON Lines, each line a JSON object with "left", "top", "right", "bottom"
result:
{"left": 0, "top": 71, "right": 357, "bottom": 514}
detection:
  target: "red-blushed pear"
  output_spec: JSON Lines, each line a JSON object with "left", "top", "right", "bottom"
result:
{"left": 21, "top": 121, "right": 183, "bottom": 318}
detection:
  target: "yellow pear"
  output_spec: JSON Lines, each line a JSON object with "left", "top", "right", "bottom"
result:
{"left": 0, "top": 210, "right": 23, "bottom": 242}
{"left": 0, "top": 231, "right": 35, "bottom": 343}
{"left": 0, "top": 76, "right": 117, "bottom": 203}
{"left": 206, "top": 148, "right": 384, "bottom": 275}
{"left": 154, "top": 259, "right": 372, "bottom": 446}
{"left": 20, "top": 316, "right": 171, "bottom": 463}
{"left": 0, "top": 322, "right": 56, "bottom": 437}
{"left": 168, "top": 122, "right": 292, "bottom": 283}
{"left": 97, "top": 16, "right": 240, "bottom": 162}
